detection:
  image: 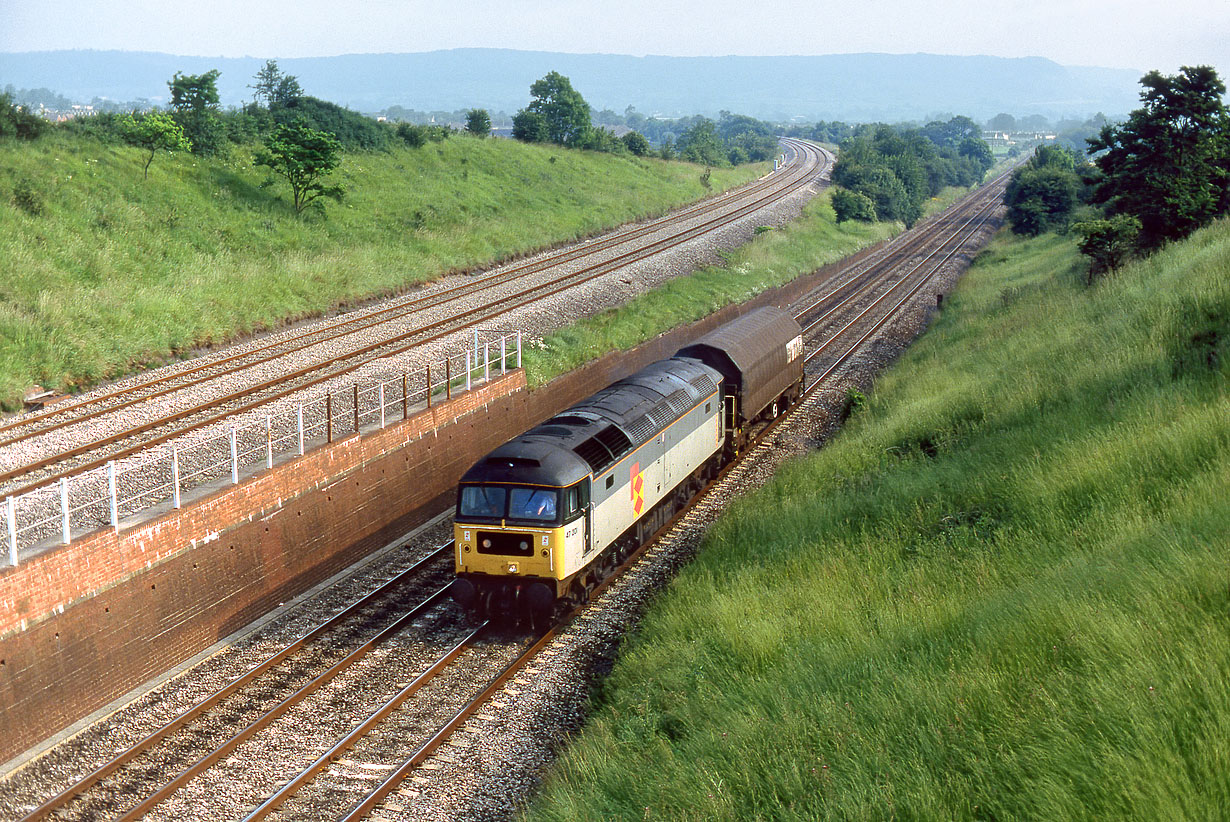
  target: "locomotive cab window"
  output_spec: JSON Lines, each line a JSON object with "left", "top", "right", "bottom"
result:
{"left": 562, "top": 482, "right": 589, "bottom": 521}
{"left": 508, "top": 488, "right": 559, "bottom": 523}
{"left": 459, "top": 485, "right": 506, "bottom": 520}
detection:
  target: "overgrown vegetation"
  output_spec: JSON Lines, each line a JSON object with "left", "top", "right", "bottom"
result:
{"left": 527, "top": 218, "right": 1230, "bottom": 822}
{"left": 831, "top": 117, "right": 994, "bottom": 227}
{"left": 0, "top": 128, "right": 762, "bottom": 409}
{"left": 1004, "top": 65, "right": 1230, "bottom": 282}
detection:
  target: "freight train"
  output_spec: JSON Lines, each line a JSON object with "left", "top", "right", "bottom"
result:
{"left": 450, "top": 306, "right": 804, "bottom": 622}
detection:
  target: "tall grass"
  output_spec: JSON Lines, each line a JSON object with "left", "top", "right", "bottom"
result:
{"left": 527, "top": 222, "right": 1230, "bottom": 820}
{"left": 0, "top": 132, "right": 761, "bottom": 408}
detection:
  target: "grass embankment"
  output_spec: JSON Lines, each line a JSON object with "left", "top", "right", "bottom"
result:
{"left": 0, "top": 133, "right": 761, "bottom": 408}
{"left": 528, "top": 222, "right": 1230, "bottom": 819}
{"left": 522, "top": 190, "right": 898, "bottom": 385}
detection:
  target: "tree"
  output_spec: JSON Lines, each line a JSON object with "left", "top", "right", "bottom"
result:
{"left": 251, "top": 60, "right": 302, "bottom": 107}
{"left": 677, "top": 118, "right": 726, "bottom": 166}
{"left": 525, "top": 71, "right": 591, "bottom": 146}
{"left": 168, "top": 69, "right": 223, "bottom": 155}
{"left": 117, "top": 112, "right": 191, "bottom": 178}
{"left": 512, "top": 109, "right": 549, "bottom": 143}
{"left": 0, "top": 92, "right": 45, "bottom": 140}
{"left": 465, "top": 108, "right": 491, "bottom": 137}
{"left": 1087, "top": 65, "right": 1230, "bottom": 250}
{"left": 621, "top": 130, "right": 651, "bottom": 156}
{"left": 1073, "top": 215, "right": 1141, "bottom": 282}
{"left": 255, "top": 122, "right": 344, "bottom": 215}
{"left": 987, "top": 112, "right": 1016, "bottom": 132}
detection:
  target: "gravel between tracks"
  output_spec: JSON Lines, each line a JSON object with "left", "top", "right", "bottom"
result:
{"left": 0, "top": 191, "right": 999, "bottom": 822}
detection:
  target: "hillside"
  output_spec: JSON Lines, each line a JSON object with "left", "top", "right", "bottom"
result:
{"left": 0, "top": 49, "right": 1142, "bottom": 122}
{"left": 0, "top": 131, "right": 761, "bottom": 409}
{"left": 528, "top": 222, "right": 1229, "bottom": 818}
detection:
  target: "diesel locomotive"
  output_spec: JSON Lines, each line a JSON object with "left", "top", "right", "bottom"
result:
{"left": 450, "top": 306, "right": 804, "bottom": 621}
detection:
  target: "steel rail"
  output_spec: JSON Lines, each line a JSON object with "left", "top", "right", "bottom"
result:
{"left": 0, "top": 141, "right": 820, "bottom": 449}
{"left": 15, "top": 543, "right": 453, "bottom": 822}
{"left": 0, "top": 142, "right": 830, "bottom": 496}
{"left": 113, "top": 585, "right": 456, "bottom": 822}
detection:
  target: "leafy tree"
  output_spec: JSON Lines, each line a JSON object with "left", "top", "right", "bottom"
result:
{"left": 621, "top": 130, "right": 651, "bottom": 156}
{"left": 117, "top": 111, "right": 191, "bottom": 178}
{"left": 255, "top": 122, "right": 344, "bottom": 215}
{"left": 512, "top": 109, "right": 549, "bottom": 143}
{"left": 987, "top": 112, "right": 1016, "bottom": 132}
{"left": 831, "top": 188, "right": 876, "bottom": 223}
{"left": 465, "top": 108, "right": 491, "bottom": 137}
{"left": 525, "top": 72, "right": 591, "bottom": 146}
{"left": 0, "top": 92, "right": 45, "bottom": 140}
{"left": 168, "top": 69, "right": 223, "bottom": 155}
{"left": 1005, "top": 165, "right": 1080, "bottom": 235}
{"left": 1072, "top": 215, "right": 1141, "bottom": 282}
{"left": 1088, "top": 65, "right": 1230, "bottom": 250}
{"left": 677, "top": 118, "right": 726, "bottom": 165}
{"left": 251, "top": 60, "right": 302, "bottom": 107}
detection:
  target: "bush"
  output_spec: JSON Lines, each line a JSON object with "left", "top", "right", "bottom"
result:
{"left": 11, "top": 178, "right": 45, "bottom": 215}
{"left": 0, "top": 92, "right": 47, "bottom": 140}
{"left": 831, "top": 187, "right": 876, "bottom": 223}
{"left": 271, "top": 96, "right": 390, "bottom": 150}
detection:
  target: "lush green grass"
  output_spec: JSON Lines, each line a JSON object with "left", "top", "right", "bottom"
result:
{"left": 522, "top": 190, "right": 899, "bottom": 385}
{"left": 527, "top": 221, "right": 1230, "bottom": 820}
{"left": 0, "top": 132, "right": 761, "bottom": 408}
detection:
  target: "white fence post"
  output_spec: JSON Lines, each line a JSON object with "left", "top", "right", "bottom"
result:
{"left": 297, "top": 404, "right": 305, "bottom": 456}
{"left": 517, "top": 331, "right": 523, "bottom": 368}
{"left": 473, "top": 328, "right": 479, "bottom": 360}
{"left": 108, "top": 461, "right": 118, "bottom": 532}
{"left": 7, "top": 496, "right": 17, "bottom": 566}
{"left": 484, "top": 342, "right": 490, "bottom": 383}
{"left": 230, "top": 428, "right": 239, "bottom": 484}
{"left": 379, "top": 383, "right": 386, "bottom": 429}
{"left": 171, "top": 444, "right": 181, "bottom": 509}
{"left": 500, "top": 335, "right": 507, "bottom": 375}
{"left": 465, "top": 351, "right": 472, "bottom": 392}
{"left": 266, "top": 415, "right": 273, "bottom": 469}
{"left": 60, "top": 477, "right": 70, "bottom": 544}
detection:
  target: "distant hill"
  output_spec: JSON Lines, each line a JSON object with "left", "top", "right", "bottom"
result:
{"left": 0, "top": 48, "right": 1142, "bottom": 122}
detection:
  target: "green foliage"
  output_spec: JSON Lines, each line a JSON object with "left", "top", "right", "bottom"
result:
{"left": 254, "top": 122, "right": 345, "bottom": 215}
{"left": 677, "top": 118, "right": 727, "bottom": 166}
{"left": 1089, "top": 65, "right": 1230, "bottom": 250}
{"left": 830, "top": 186, "right": 876, "bottom": 222}
{"left": 10, "top": 178, "right": 44, "bottom": 216}
{"left": 271, "top": 96, "right": 390, "bottom": 150}
{"left": 168, "top": 69, "right": 224, "bottom": 156}
{"left": 0, "top": 130, "right": 762, "bottom": 407}
{"left": 116, "top": 111, "right": 191, "bottom": 178}
{"left": 524, "top": 71, "right": 592, "bottom": 147}
{"left": 527, "top": 223, "right": 1230, "bottom": 822}
{"left": 620, "top": 131, "right": 650, "bottom": 156}
{"left": 250, "top": 60, "right": 301, "bottom": 107}
{"left": 833, "top": 119, "right": 993, "bottom": 228}
{"left": 1073, "top": 214, "right": 1142, "bottom": 281}
{"left": 464, "top": 108, "right": 491, "bottom": 138}
{"left": 512, "top": 108, "right": 549, "bottom": 143}
{"left": 0, "top": 92, "right": 46, "bottom": 140}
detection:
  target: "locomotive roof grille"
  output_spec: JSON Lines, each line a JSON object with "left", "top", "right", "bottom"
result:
{"left": 689, "top": 373, "right": 718, "bottom": 395}
{"left": 572, "top": 425, "right": 633, "bottom": 473}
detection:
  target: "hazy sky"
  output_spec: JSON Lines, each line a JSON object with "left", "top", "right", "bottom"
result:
{"left": 2, "top": 0, "right": 1226, "bottom": 75}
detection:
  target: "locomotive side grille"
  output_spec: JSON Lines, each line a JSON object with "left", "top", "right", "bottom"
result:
{"left": 645, "top": 402, "right": 676, "bottom": 431}
{"left": 594, "top": 425, "right": 633, "bottom": 458}
{"left": 665, "top": 389, "right": 694, "bottom": 417}
{"left": 573, "top": 425, "right": 633, "bottom": 473}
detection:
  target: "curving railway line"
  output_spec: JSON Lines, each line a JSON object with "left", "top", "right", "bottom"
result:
{"left": 1, "top": 162, "right": 1010, "bottom": 822}
{"left": 0, "top": 139, "right": 831, "bottom": 502}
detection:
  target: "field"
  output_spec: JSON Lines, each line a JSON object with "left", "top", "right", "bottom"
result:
{"left": 526, "top": 221, "right": 1230, "bottom": 820}
{"left": 0, "top": 132, "right": 761, "bottom": 408}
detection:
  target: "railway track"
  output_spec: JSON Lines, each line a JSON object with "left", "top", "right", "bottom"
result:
{"left": 1, "top": 160, "right": 1008, "bottom": 822}
{"left": 0, "top": 139, "right": 830, "bottom": 500}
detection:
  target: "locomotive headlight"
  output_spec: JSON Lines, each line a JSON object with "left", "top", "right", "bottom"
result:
{"left": 481, "top": 538, "right": 492, "bottom": 549}
{"left": 519, "top": 540, "right": 529, "bottom": 551}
